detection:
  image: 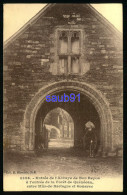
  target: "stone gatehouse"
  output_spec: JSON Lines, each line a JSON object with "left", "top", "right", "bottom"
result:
{"left": 3, "top": 4, "right": 123, "bottom": 156}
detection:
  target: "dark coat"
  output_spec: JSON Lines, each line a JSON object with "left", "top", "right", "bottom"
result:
{"left": 83, "top": 130, "right": 97, "bottom": 151}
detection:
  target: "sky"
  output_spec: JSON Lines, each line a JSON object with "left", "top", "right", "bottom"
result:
{"left": 3, "top": 4, "right": 122, "bottom": 41}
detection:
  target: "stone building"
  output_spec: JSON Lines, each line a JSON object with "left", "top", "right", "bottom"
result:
{"left": 43, "top": 107, "right": 74, "bottom": 139}
{"left": 57, "top": 108, "right": 74, "bottom": 139}
{"left": 3, "top": 4, "right": 123, "bottom": 156}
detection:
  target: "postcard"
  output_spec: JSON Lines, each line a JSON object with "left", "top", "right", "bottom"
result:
{"left": 3, "top": 3, "right": 123, "bottom": 191}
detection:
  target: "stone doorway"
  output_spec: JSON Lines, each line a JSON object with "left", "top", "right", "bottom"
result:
{"left": 22, "top": 81, "right": 113, "bottom": 155}
{"left": 34, "top": 90, "right": 100, "bottom": 153}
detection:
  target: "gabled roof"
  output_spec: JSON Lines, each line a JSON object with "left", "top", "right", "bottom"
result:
{"left": 4, "top": 3, "right": 122, "bottom": 48}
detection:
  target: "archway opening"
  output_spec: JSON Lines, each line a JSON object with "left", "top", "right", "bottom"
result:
{"left": 34, "top": 89, "right": 101, "bottom": 154}
{"left": 43, "top": 107, "right": 74, "bottom": 149}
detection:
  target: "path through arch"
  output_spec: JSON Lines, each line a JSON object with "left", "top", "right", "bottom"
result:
{"left": 22, "top": 81, "right": 113, "bottom": 155}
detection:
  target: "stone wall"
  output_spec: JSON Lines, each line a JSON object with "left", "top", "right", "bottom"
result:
{"left": 3, "top": 4, "right": 122, "bottom": 152}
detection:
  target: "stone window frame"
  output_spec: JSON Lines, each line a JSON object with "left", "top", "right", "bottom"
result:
{"left": 55, "top": 28, "right": 84, "bottom": 75}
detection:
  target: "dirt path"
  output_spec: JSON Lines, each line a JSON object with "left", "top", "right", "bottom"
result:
{"left": 4, "top": 148, "right": 123, "bottom": 177}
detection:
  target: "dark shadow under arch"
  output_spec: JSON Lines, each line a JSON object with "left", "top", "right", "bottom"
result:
{"left": 22, "top": 81, "right": 113, "bottom": 155}
{"left": 34, "top": 90, "right": 100, "bottom": 152}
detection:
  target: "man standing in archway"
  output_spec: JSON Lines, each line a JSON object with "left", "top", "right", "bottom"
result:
{"left": 83, "top": 121, "right": 97, "bottom": 157}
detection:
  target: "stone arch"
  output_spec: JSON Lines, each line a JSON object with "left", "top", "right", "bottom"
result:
{"left": 21, "top": 81, "right": 113, "bottom": 154}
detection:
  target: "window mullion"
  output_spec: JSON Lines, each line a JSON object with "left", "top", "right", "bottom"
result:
{"left": 68, "top": 31, "right": 71, "bottom": 53}
{"left": 68, "top": 56, "right": 71, "bottom": 74}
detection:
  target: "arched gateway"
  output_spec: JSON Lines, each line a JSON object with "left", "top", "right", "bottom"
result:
{"left": 21, "top": 81, "right": 113, "bottom": 155}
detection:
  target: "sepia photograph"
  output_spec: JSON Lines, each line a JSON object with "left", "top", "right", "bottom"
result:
{"left": 3, "top": 3, "right": 123, "bottom": 191}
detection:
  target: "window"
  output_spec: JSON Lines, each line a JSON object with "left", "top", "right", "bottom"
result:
{"left": 71, "top": 56, "right": 80, "bottom": 74}
{"left": 71, "top": 32, "right": 80, "bottom": 54}
{"left": 59, "top": 56, "right": 68, "bottom": 74}
{"left": 57, "top": 30, "right": 81, "bottom": 74}
{"left": 59, "top": 31, "right": 68, "bottom": 54}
